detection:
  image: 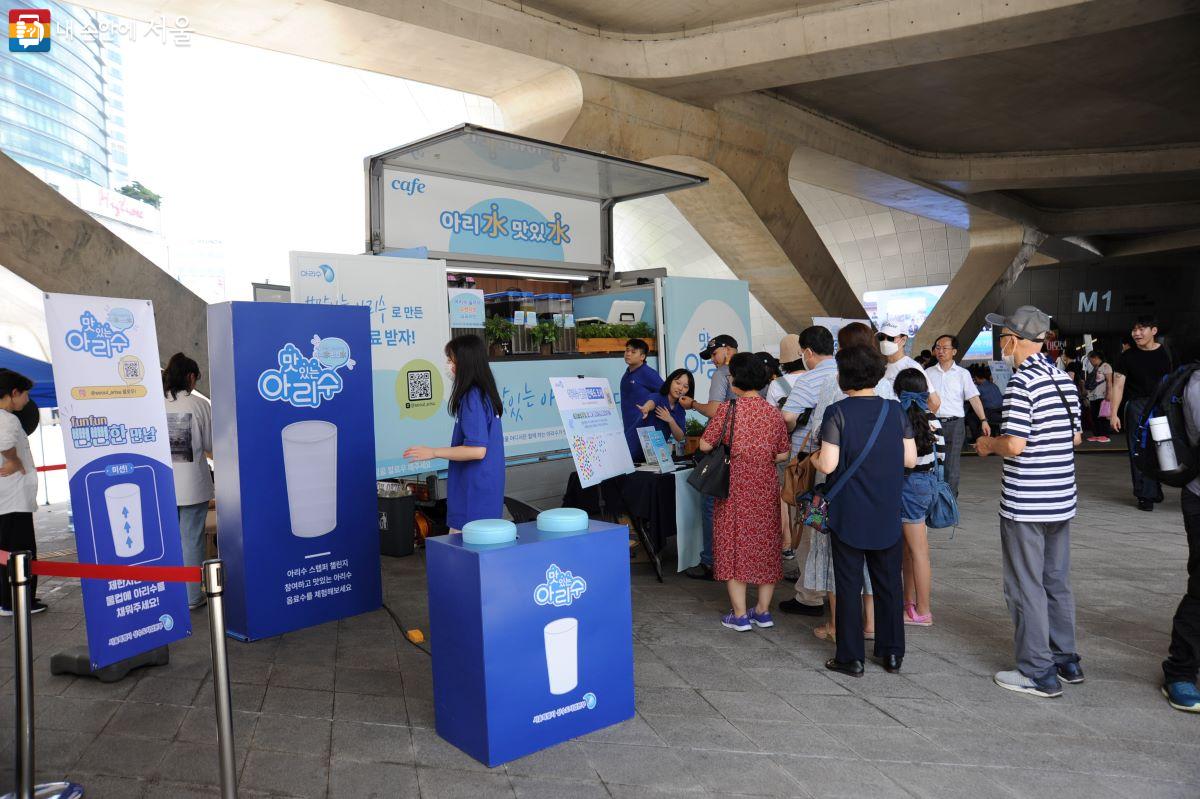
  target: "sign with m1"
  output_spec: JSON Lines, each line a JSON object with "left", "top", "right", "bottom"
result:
{"left": 44, "top": 293, "right": 191, "bottom": 670}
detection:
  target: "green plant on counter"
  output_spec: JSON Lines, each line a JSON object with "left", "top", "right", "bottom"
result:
{"left": 576, "top": 321, "right": 655, "bottom": 340}
{"left": 530, "top": 320, "right": 559, "bottom": 347}
{"left": 685, "top": 417, "right": 706, "bottom": 437}
{"left": 484, "top": 315, "right": 515, "bottom": 344}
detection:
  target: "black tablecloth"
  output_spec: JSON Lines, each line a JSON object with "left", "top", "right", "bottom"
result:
{"left": 562, "top": 469, "right": 682, "bottom": 553}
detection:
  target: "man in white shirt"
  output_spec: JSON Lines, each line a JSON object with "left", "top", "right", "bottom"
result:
{"left": 925, "top": 334, "right": 990, "bottom": 495}
{"left": 878, "top": 324, "right": 941, "bottom": 413}
{"left": 0, "top": 370, "right": 46, "bottom": 615}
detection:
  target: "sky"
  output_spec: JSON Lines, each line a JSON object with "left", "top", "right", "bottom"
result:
{"left": 117, "top": 24, "right": 501, "bottom": 299}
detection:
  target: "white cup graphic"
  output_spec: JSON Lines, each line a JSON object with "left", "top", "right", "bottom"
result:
{"left": 543, "top": 617, "right": 579, "bottom": 695}
{"left": 281, "top": 420, "right": 338, "bottom": 538}
{"left": 104, "top": 483, "right": 144, "bottom": 558}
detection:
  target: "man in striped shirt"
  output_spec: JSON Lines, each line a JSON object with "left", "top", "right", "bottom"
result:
{"left": 975, "top": 306, "right": 1083, "bottom": 699}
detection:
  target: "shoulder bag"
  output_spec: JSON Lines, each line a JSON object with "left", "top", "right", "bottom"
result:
{"left": 926, "top": 433, "right": 960, "bottom": 529}
{"left": 780, "top": 429, "right": 817, "bottom": 507}
{"left": 796, "top": 401, "right": 889, "bottom": 534}
{"left": 687, "top": 399, "right": 736, "bottom": 498}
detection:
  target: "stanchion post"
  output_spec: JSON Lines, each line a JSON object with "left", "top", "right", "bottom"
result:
{"left": 203, "top": 559, "right": 238, "bottom": 799}
{"left": 10, "top": 551, "right": 34, "bottom": 799}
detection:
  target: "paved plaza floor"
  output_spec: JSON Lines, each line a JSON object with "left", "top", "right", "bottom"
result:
{"left": 1, "top": 453, "right": 1198, "bottom": 798}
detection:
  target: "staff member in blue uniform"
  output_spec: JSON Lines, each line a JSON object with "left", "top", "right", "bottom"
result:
{"left": 653, "top": 368, "right": 695, "bottom": 446}
{"left": 405, "top": 335, "right": 505, "bottom": 532}
{"left": 620, "top": 338, "right": 665, "bottom": 461}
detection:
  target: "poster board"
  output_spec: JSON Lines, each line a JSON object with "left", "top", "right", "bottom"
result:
{"left": 44, "top": 293, "right": 191, "bottom": 669}
{"left": 207, "top": 302, "right": 382, "bottom": 640}
{"left": 549, "top": 377, "right": 634, "bottom": 488}
{"left": 636, "top": 426, "right": 676, "bottom": 473}
{"left": 290, "top": 252, "right": 451, "bottom": 479}
{"left": 660, "top": 276, "right": 751, "bottom": 412}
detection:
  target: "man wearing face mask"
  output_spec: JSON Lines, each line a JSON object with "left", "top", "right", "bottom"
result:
{"left": 879, "top": 324, "right": 941, "bottom": 413}
{"left": 975, "top": 306, "right": 1083, "bottom": 698}
{"left": 778, "top": 326, "right": 840, "bottom": 615}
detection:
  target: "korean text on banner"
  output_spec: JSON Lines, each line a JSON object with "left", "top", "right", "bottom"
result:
{"left": 381, "top": 170, "right": 602, "bottom": 266}
{"left": 290, "top": 252, "right": 452, "bottom": 480}
{"left": 43, "top": 293, "right": 191, "bottom": 670}
{"left": 660, "top": 277, "right": 751, "bottom": 407}
{"left": 549, "top": 377, "right": 633, "bottom": 488}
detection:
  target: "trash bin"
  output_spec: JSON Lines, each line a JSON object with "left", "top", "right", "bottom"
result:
{"left": 378, "top": 493, "right": 416, "bottom": 557}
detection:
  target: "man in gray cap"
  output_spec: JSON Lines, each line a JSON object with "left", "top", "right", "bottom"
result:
{"left": 975, "top": 305, "right": 1083, "bottom": 698}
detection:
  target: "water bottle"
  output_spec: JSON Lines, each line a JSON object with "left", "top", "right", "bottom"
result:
{"left": 1148, "top": 416, "right": 1180, "bottom": 473}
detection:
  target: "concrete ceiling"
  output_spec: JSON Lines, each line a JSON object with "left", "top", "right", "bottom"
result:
{"left": 774, "top": 15, "right": 1200, "bottom": 154}
{"left": 502, "top": 0, "right": 833, "bottom": 35}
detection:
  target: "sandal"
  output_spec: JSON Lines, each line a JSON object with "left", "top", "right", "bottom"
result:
{"left": 813, "top": 624, "right": 836, "bottom": 643}
{"left": 904, "top": 604, "right": 933, "bottom": 626}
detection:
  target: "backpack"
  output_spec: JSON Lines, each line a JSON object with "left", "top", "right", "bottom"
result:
{"left": 1131, "top": 363, "right": 1200, "bottom": 488}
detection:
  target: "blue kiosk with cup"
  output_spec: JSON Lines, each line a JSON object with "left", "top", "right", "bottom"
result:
{"left": 425, "top": 508, "right": 634, "bottom": 766}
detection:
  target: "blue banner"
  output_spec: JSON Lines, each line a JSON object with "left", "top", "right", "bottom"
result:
{"left": 660, "top": 277, "right": 751, "bottom": 406}
{"left": 207, "top": 302, "right": 382, "bottom": 641}
{"left": 44, "top": 293, "right": 191, "bottom": 669}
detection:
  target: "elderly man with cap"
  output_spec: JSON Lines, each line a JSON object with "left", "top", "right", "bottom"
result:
{"left": 878, "top": 324, "right": 941, "bottom": 412}
{"left": 975, "top": 305, "right": 1083, "bottom": 698}
{"left": 685, "top": 333, "right": 738, "bottom": 580}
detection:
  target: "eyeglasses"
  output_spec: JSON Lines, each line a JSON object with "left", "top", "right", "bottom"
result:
{"left": 933, "top": 345, "right": 954, "bottom": 352}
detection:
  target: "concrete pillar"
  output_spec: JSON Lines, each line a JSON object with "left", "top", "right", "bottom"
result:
{"left": 495, "top": 70, "right": 867, "bottom": 330}
{"left": 913, "top": 224, "right": 1046, "bottom": 354}
{"left": 0, "top": 153, "right": 209, "bottom": 386}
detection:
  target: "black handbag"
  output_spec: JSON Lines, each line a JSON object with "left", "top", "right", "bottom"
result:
{"left": 687, "top": 399, "right": 736, "bottom": 498}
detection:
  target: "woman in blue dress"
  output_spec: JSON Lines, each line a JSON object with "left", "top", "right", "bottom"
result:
{"left": 812, "top": 345, "right": 916, "bottom": 677}
{"left": 404, "top": 335, "right": 505, "bottom": 532}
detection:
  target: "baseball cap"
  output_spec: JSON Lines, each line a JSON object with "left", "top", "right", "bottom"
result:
{"left": 985, "top": 306, "right": 1052, "bottom": 341}
{"left": 877, "top": 323, "right": 905, "bottom": 340}
{"left": 699, "top": 334, "right": 738, "bottom": 360}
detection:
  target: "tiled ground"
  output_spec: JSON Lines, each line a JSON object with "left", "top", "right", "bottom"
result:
{"left": 2, "top": 453, "right": 1198, "bottom": 798}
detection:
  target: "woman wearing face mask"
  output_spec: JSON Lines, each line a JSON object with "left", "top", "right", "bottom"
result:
{"left": 404, "top": 335, "right": 505, "bottom": 533}
{"left": 653, "top": 368, "right": 695, "bottom": 444}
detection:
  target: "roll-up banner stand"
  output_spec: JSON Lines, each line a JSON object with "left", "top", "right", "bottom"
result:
{"left": 207, "top": 301, "right": 382, "bottom": 641}
{"left": 659, "top": 277, "right": 752, "bottom": 405}
{"left": 44, "top": 293, "right": 192, "bottom": 669}
{"left": 289, "top": 252, "right": 452, "bottom": 479}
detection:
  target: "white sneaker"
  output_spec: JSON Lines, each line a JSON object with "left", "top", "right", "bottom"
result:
{"left": 994, "top": 669, "right": 1062, "bottom": 698}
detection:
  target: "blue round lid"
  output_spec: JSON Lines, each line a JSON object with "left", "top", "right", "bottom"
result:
{"left": 536, "top": 507, "right": 589, "bottom": 533}
{"left": 461, "top": 518, "right": 517, "bottom": 546}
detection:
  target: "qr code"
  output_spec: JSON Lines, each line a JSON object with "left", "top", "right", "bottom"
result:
{"left": 122, "top": 361, "right": 139, "bottom": 378}
{"left": 407, "top": 370, "right": 433, "bottom": 402}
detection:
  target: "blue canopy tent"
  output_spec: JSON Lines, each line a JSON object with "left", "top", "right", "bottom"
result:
{"left": 0, "top": 346, "right": 57, "bottom": 408}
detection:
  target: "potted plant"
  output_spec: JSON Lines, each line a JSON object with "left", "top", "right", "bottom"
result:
{"left": 484, "top": 316, "right": 514, "bottom": 358}
{"left": 530, "top": 320, "right": 559, "bottom": 356}
{"left": 684, "top": 417, "right": 705, "bottom": 455}
{"left": 576, "top": 321, "right": 656, "bottom": 354}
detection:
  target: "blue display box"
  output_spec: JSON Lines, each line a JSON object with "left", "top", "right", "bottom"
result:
{"left": 425, "top": 520, "right": 634, "bottom": 767}
{"left": 208, "top": 302, "right": 383, "bottom": 641}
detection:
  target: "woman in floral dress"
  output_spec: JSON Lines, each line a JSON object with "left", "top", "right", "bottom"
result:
{"left": 699, "top": 352, "right": 791, "bottom": 631}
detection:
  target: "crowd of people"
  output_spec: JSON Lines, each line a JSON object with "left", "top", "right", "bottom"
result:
{"left": 1, "top": 307, "right": 1198, "bottom": 712}
{"left": 654, "top": 308, "right": 1200, "bottom": 710}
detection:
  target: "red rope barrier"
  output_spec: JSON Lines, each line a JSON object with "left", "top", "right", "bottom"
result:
{"left": 0, "top": 549, "right": 201, "bottom": 582}
{"left": 35, "top": 464, "right": 66, "bottom": 472}
{"left": 30, "top": 560, "right": 202, "bottom": 583}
